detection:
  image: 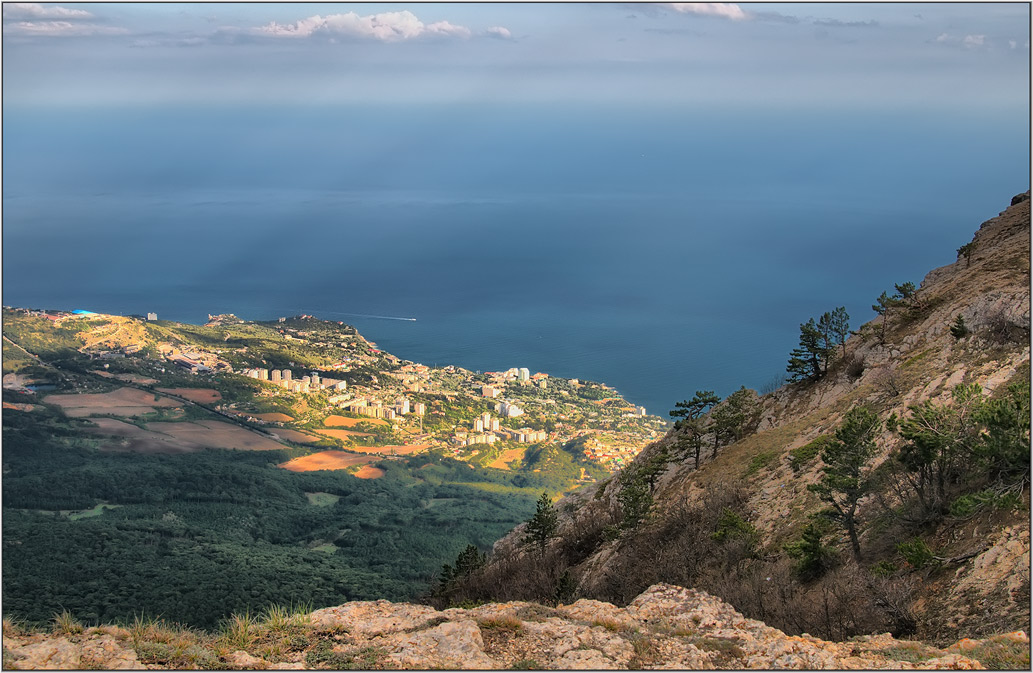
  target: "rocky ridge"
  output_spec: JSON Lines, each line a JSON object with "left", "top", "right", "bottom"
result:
{"left": 3, "top": 584, "right": 1026, "bottom": 669}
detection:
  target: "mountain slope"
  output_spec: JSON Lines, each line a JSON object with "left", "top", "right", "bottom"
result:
{"left": 446, "top": 192, "right": 1031, "bottom": 645}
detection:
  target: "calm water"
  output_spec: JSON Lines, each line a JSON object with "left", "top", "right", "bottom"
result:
{"left": 3, "top": 105, "right": 1028, "bottom": 414}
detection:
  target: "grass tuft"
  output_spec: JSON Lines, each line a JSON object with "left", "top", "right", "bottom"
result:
{"left": 220, "top": 609, "right": 261, "bottom": 651}
{"left": 51, "top": 610, "right": 84, "bottom": 635}
{"left": 477, "top": 615, "right": 524, "bottom": 633}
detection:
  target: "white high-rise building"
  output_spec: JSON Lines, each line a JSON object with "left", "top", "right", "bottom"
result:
{"left": 518, "top": 368, "right": 530, "bottom": 382}
{"left": 473, "top": 419, "right": 484, "bottom": 432}
{"left": 283, "top": 369, "right": 292, "bottom": 381}
{"left": 414, "top": 402, "right": 426, "bottom": 415}
{"left": 311, "top": 372, "right": 321, "bottom": 388}
{"left": 272, "top": 369, "right": 282, "bottom": 382}
{"left": 399, "top": 398, "right": 410, "bottom": 415}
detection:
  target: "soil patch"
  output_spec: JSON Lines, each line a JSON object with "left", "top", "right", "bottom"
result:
{"left": 354, "top": 465, "right": 386, "bottom": 479}
{"left": 86, "top": 418, "right": 204, "bottom": 454}
{"left": 278, "top": 451, "right": 375, "bottom": 472}
{"left": 254, "top": 412, "right": 293, "bottom": 422}
{"left": 157, "top": 388, "right": 222, "bottom": 403}
{"left": 45, "top": 388, "right": 181, "bottom": 417}
{"left": 3, "top": 402, "right": 36, "bottom": 412}
{"left": 324, "top": 414, "right": 387, "bottom": 427}
{"left": 488, "top": 446, "right": 526, "bottom": 470}
{"left": 147, "top": 420, "right": 287, "bottom": 451}
{"left": 275, "top": 429, "right": 322, "bottom": 444}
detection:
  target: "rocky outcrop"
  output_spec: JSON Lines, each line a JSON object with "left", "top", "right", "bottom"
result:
{"left": 4, "top": 584, "right": 1026, "bottom": 669}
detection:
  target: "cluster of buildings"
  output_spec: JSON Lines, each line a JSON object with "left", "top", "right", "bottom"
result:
{"left": 341, "top": 396, "right": 425, "bottom": 421}
{"left": 453, "top": 411, "right": 549, "bottom": 447}
{"left": 241, "top": 367, "right": 347, "bottom": 394}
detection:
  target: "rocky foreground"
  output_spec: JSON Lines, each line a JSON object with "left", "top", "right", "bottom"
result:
{"left": 4, "top": 584, "right": 1027, "bottom": 669}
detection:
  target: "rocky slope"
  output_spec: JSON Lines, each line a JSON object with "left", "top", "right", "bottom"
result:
{"left": 482, "top": 192, "right": 1030, "bottom": 643}
{"left": 3, "top": 584, "right": 1027, "bottom": 669}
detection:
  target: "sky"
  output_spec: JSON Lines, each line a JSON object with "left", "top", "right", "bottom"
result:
{"left": 2, "top": 2, "right": 1030, "bottom": 111}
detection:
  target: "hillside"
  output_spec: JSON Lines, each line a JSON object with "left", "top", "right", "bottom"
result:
{"left": 441, "top": 192, "right": 1031, "bottom": 646}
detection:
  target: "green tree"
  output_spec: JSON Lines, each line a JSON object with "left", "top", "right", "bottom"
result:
{"left": 808, "top": 406, "right": 881, "bottom": 562}
{"left": 436, "top": 544, "right": 485, "bottom": 591}
{"left": 670, "top": 390, "right": 720, "bottom": 469}
{"left": 522, "top": 492, "right": 558, "bottom": 553}
{"left": 710, "top": 386, "right": 761, "bottom": 456}
{"left": 784, "top": 520, "right": 837, "bottom": 581}
{"left": 871, "top": 291, "right": 902, "bottom": 342}
{"left": 974, "top": 380, "right": 1030, "bottom": 481}
{"left": 787, "top": 314, "right": 838, "bottom": 383}
{"left": 893, "top": 384, "right": 984, "bottom": 517}
{"left": 949, "top": 315, "right": 970, "bottom": 340}
{"left": 829, "top": 306, "right": 851, "bottom": 357}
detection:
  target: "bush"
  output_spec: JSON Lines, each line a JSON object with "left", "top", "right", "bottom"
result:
{"left": 896, "top": 539, "right": 936, "bottom": 570}
{"left": 789, "top": 436, "right": 833, "bottom": 472}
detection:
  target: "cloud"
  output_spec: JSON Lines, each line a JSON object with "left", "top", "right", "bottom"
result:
{"left": 2, "top": 20, "right": 127, "bottom": 36}
{"left": 934, "top": 32, "right": 989, "bottom": 49}
{"left": 256, "top": 10, "right": 475, "bottom": 42}
{"left": 485, "top": 26, "right": 512, "bottom": 39}
{"left": 660, "top": 3, "right": 747, "bottom": 21}
{"left": 813, "top": 19, "right": 879, "bottom": 28}
{"left": 2, "top": 3, "right": 91, "bottom": 20}
{"left": 1009, "top": 39, "right": 1017, "bottom": 49}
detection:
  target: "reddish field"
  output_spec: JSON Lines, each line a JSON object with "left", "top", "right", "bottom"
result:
{"left": 45, "top": 388, "right": 181, "bottom": 417}
{"left": 3, "top": 402, "right": 36, "bottom": 412}
{"left": 278, "top": 451, "right": 376, "bottom": 472}
{"left": 157, "top": 388, "right": 222, "bottom": 403}
{"left": 353, "top": 466, "right": 386, "bottom": 479}
{"left": 254, "top": 412, "right": 293, "bottom": 422}
{"left": 324, "top": 414, "right": 386, "bottom": 427}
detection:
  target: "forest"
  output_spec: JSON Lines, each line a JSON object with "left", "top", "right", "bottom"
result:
{"left": 0, "top": 401, "right": 586, "bottom": 630}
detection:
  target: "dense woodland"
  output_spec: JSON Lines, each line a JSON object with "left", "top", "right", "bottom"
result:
{"left": 0, "top": 398, "right": 599, "bottom": 630}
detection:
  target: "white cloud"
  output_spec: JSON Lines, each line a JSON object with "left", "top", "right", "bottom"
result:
{"left": 257, "top": 10, "right": 473, "bottom": 42}
{"left": 426, "top": 20, "right": 471, "bottom": 38}
{"left": 661, "top": 3, "right": 747, "bottom": 21}
{"left": 485, "top": 26, "right": 512, "bottom": 39}
{"left": 934, "top": 32, "right": 989, "bottom": 49}
{"left": 2, "top": 3, "right": 91, "bottom": 20}
{"left": 2, "top": 20, "right": 127, "bottom": 36}
{"left": 1008, "top": 39, "right": 1017, "bottom": 49}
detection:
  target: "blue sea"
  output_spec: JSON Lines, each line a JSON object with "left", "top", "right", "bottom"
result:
{"left": 2, "top": 105, "right": 1028, "bottom": 414}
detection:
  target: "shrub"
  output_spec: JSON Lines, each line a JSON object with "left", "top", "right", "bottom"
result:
{"left": 743, "top": 450, "right": 779, "bottom": 476}
{"left": 51, "top": 610, "right": 83, "bottom": 635}
{"left": 896, "top": 539, "right": 936, "bottom": 570}
{"left": 789, "top": 436, "right": 833, "bottom": 472}
{"left": 949, "top": 315, "right": 969, "bottom": 340}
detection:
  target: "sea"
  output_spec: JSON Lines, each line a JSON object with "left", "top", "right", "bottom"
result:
{"left": 2, "top": 105, "right": 1029, "bottom": 415}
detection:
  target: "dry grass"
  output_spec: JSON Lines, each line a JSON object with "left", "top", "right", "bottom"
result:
{"left": 51, "top": 610, "right": 84, "bottom": 635}
{"left": 477, "top": 615, "right": 524, "bottom": 633}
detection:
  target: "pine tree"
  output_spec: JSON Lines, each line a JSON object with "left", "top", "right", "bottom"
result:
{"left": 670, "top": 390, "right": 720, "bottom": 468}
{"left": 808, "top": 406, "right": 881, "bottom": 562}
{"left": 522, "top": 492, "right": 558, "bottom": 552}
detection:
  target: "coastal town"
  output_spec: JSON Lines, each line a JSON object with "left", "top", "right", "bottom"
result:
{"left": 3, "top": 308, "right": 668, "bottom": 473}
